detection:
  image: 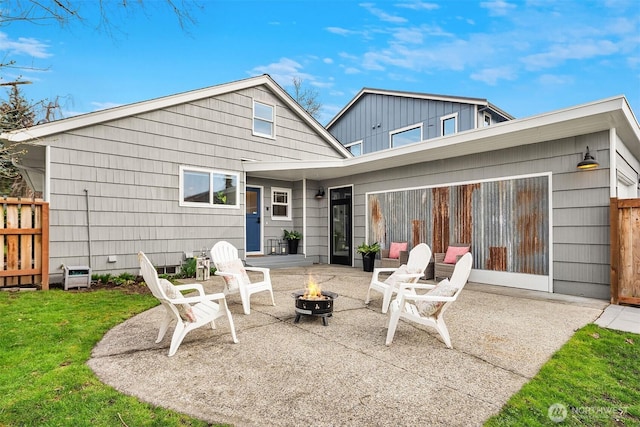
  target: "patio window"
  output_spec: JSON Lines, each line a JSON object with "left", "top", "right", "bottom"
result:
{"left": 346, "top": 140, "right": 362, "bottom": 156}
{"left": 253, "top": 100, "right": 275, "bottom": 138}
{"left": 180, "top": 166, "right": 239, "bottom": 208}
{"left": 271, "top": 187, "right": 291, "bottom": 220}
{"left": 390, "top": 124, "right": 422, "bottom": 148}
{"left": 441, "top": 113, "right": 458, "bottom": 136}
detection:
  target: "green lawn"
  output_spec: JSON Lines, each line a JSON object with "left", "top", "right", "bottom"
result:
{"left": 1, "top": 287, "right": 638, "bottom": 426}
{"left": 0, "top": 288, "right": 212, "bottom": 427}
{"left": 486, "top": 323, "right": 640, "bottom": 426}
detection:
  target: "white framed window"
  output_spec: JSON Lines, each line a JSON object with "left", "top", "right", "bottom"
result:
{"left": 483, "top": 113, "right": 492, "bottom": 127}
{"left": 271, "top": 187, "right": 291, "bottom": 220}
{"left": 253, "top": 100, "right": 275, "bottom": 138}
{"left": 441, "top": 113, "right": 458, "bottom": 136}
{"left": 179, "top": 165, "right": 239, "bottom": 208}
{"left": 345, "top": 140, "right": 362, "bottom": 156}
{"left": 390, "top": 124, "right": 422, "bottom": 148}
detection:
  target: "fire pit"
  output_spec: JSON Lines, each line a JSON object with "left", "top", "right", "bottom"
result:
{"left": 292, "top": 277, "right": 338, "bottom": 326}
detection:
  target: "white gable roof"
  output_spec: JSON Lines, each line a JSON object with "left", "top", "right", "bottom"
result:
{"left": 1, "top": 74, "right": 352, "bottom": 158}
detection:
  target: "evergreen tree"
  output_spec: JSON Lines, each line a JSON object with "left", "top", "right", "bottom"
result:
{"left": 0, "top": 84, "right": 35, "bottom": 195}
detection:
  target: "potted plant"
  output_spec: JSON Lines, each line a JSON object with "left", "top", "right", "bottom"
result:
{"left": 357, "top": 241, "right": 380, "bottom": 272}
{"left": 283, "top": 229, "right": 302, "bottom": 254}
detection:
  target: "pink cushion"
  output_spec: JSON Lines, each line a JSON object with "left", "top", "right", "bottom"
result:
{"left": 443, "top": 245, "right": 469, "bottom": 264}
{"left": 389, "top": 242, "right": 408, "bottom": 259}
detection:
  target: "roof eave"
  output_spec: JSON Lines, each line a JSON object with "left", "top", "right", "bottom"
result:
{"left": 326, "top": 87, "right": 509, "bottom": 129}
{"left": 247, "top": 96, "right": 640, "bottom": 181}
{"left": 0, "top": 74, "right": 352, "bottom": 158}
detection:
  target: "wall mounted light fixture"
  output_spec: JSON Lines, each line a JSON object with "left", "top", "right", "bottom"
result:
{"left": 315, "top": 187, "right": 325, "bottom": 199}
{"left": 577, "top": 146, "right": 599, "bottom": 170}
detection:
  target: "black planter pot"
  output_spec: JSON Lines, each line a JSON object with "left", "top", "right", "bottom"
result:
{"left": 362, "top": 253, "right": 376, "bottom": 272}
{"left": 287, "top": 239, "right": 300, "bottom": 255}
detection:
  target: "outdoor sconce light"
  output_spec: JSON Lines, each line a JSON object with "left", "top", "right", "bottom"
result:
{"left": 315, "top": 187, "right": 325, "bottom": 199}
{"left": 577, "top": 146, "right": 599, "bottom": 170}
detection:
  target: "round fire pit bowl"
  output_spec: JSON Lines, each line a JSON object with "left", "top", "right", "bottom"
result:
{"left": 291, "top": 290, "right": 338, "bottom": 326}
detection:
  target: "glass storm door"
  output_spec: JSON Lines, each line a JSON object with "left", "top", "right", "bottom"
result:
{"left": 246, "top": 187, "right": 261, "bottom": 253}
{"left": 330, "top": 187, "right": 352, "bottom": 265}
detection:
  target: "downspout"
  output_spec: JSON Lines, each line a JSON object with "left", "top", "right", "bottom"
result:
{"left": 610, "top": 128, "right": 617, "bottom": 198}
{"left": 302, "top": 178, "right": 307, "bottom": 257}
{"left": 84, "top": 189, "right": 92, "bottom": 268}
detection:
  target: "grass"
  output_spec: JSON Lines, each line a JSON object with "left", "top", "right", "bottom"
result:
{"left": 0, "top": 288, "right": 212, "bottom": 427}
{"left": 485, "top": 323, "right": 640, "bottom": 426}
{"left": 1, "top": 287, "right": 639, "bottom": 426}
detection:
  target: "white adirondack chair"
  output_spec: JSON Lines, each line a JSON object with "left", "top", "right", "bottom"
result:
{"left": 138, "top": 251, "right": 238, "bottom": 356}
{"left": 210, "top": 241, "right": 275, "bottom": 315}
{"left": 365, "top": 243, "right": 432, "bottom": 314}
{"left": 385, "top": 252, "right": 473, "bottom": 348}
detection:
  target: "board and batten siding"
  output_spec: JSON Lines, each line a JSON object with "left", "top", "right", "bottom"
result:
{"left": 42, "top": 84, "right": 344, "bottom": 281}
{"left": 329, "top": 94, "right": 479, "bottom": 154}
{"left": 324, "top": 131, "right": 612, "bottom": 299}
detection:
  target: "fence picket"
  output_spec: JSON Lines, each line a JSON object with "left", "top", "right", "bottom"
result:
{"left": 0, "top": 198, "right": 49, "bottom": 290}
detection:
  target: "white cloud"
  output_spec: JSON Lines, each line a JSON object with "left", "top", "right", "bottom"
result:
{"left": 470, "top": 66, "right": 517, "bottom": 85}
{"left": 249, "top": 57, "right": 336, "bottom": 92}
{"left": 392, "top": 27, "right": 424, "bottom": 44}
{"left": 326, "top": 26, "right": 354, "bottom": 36}
{"left": 537, "top": 74, "right": 574, "bottom": 86}
{"left": 323, "top": 58, "right": 334, "bottom": 64}
{"left": 479, "top": 0, "right": 517, "bottom": 16}
{"left": 250, "top": 57, "right": 309, "bottom": 82}
{"left": 339, "top": 52, "right": 359, "bottom": 61}
{"left": 359, "top": 3, "right": 408, "bottom": 23}
{"left": 311, "top": 80, "right": 334, "bottom": 89}
{"left": 360, "top": 32, "right": 493, "bottom": 73}
{"left": 396, "top": 2, "right": 440, "bottom": 11}
{"left": 344, "top": 67, "right": 361, "bottom": 74}
{"left": 522, "top": 40, "right": 619, "bottom": 70}
{"left": 0, "top": 32, "right": 52, "bottom": 58}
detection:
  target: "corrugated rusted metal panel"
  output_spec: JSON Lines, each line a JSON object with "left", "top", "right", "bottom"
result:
{"left": 487, "top": 247, "right": 508, "bottom": 271}
{"left": 432, "top": 187, "right": 449, "bottom": 253}
{"left": 366, "top": 175, "right": 549, "bottom": 275}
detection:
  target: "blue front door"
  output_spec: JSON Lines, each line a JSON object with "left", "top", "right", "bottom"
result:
{"left": 246, "top": 187, "right": 261, "bottom": 252}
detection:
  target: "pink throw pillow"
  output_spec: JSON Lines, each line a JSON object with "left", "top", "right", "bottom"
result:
{"left": 389, "top": 242, "right": 408, "bottom": 259}
{"left": 443, "top": 245, "right": 469, "bottom": 264}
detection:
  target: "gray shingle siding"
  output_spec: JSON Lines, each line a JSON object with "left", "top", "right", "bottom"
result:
{"left": 42, "top": 84, "right": 343, "bottom": 281}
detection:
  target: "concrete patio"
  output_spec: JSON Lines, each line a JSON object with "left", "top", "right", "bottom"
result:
{"left": 88, "top": 265, "right": 609, "bottom": 426}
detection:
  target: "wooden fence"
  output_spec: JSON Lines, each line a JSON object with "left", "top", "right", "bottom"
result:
{"left": 0, "top": 198, "right": 49, "bottom": 290}
{"left": 610, "top": 197, "right": 640, "bottom": 305}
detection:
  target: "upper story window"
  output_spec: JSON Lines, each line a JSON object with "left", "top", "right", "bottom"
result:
{"left": 390, "top": 124, "right": 422, "bottom": 148}
{"left": 345, "top": 140, "right": 362, "bottom": 156}
{"left": 483, "top": 113, "right": 492, "bottom": 127}
{"left": 253, "top": 100, "right": 275, "bottom": 138}
{"left": 271, "top": 187, "right": 291, "bottom": 220}
{"left": 441, "top": 113, "right": 458, "bottom": 136}
{"left": 180, "top": 166, "right": 239, "bottom": 208}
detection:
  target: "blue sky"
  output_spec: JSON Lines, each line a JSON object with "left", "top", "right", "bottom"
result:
{"left": 1, "top": 0, "right": 639, "bottom": 125}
